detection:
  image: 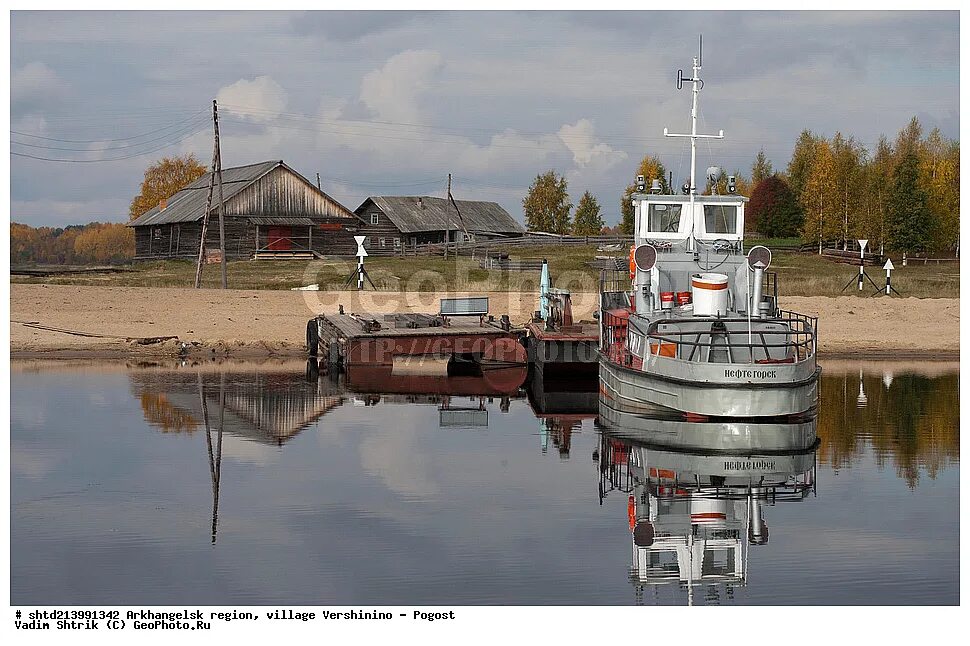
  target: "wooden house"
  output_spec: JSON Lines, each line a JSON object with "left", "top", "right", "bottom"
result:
{"left": 128, "top": 160, "right": 360, "bottom": 260}
{"left": 353, "top": 196, "right": 524, "bottom": 255}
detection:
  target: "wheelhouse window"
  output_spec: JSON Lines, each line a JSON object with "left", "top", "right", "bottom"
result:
{"left": 370, "top": 213, "right": 380, "bottom": 225}
{"left": 704, "top": 204, "right": 738, "bottom": 234}
{"left": 646, "top": 204, "right": 682, "bottom": 233}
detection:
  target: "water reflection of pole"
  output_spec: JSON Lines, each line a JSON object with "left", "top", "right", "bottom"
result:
{"left": 200, "top": 373, "right": 225, "bottom": 545}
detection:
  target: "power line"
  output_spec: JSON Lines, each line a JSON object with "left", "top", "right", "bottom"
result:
{"left": 10, "top": 109, "right": 208, "bottom": 144}
{"left": 10, "top": 117, "right": 210, "bottom": 152}
{"left": 10, "top": 125, "right": 209, "bottom": 163}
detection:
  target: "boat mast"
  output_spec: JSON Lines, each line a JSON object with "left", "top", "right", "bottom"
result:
{"left": 664, "top": 36, "right": 723, "bottom": 252}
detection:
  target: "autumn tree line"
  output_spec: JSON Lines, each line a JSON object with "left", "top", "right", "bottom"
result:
{"left": 607, "top": 117, "right": 958, "bottom": 255}
{"left": 11, "top": 155, "right": 208, "bottom": 266}
{"left": 10, "top": 221, "right": 135, "bottom": 265}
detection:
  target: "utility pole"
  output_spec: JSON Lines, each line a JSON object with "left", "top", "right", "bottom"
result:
{"left": 194, "top": 104, "right": 219, "bottom": 288}
{"left": 213, "top": 100, "right": 228, "bottom": 289}
{"left": 447, "top": 173, "right": 469, "bottom": 256}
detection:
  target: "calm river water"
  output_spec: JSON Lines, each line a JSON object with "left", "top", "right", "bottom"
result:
{"left": 10, "top": 359, "right": 959, "bottom": 605}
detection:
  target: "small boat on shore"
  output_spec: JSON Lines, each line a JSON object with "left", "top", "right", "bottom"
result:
{"left": 598, "top": 41, "right": 819, "bottom": 420}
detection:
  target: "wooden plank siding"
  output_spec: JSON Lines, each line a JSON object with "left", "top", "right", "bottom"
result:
{"left": 224, "top": 166, "right": 348, "bottom": 219}
{"left": 135, "top": 219, "right": 363, "bottom": 260}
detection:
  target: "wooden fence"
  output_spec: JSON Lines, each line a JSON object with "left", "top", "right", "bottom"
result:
{"left": 397, "top": 234, "right": 634, "bottom": 258}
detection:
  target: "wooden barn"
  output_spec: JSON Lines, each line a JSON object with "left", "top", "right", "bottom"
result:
{"left": 128, "top": 160, "right": 361, "bottom": 260}
{"left": 353, "top": 196, "right": 524, "bottom": 255}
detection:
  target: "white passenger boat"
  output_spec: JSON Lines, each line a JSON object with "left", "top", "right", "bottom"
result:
{"left": 599, "top": 41, "right": 819, "bottom": 420}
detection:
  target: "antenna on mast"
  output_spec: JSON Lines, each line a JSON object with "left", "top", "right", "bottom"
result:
{"left": 663, "top": 35, "right": 723, "bottom": 252}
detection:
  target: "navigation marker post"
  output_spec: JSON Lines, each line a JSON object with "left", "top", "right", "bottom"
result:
{"left": 877, "top": 258, "right": 900, "bottom": 297}
{"left": 345, "top": 235, "right": 376, "bottom": 291}
{"left": 841, "top": 239, "right": 879, "bottom": 293}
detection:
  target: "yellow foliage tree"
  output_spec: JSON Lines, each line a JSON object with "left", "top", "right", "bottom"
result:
{"left": 919, "top": 128, "right": 960, "bottom": 254}
{"left": 129, "top": 154, "right": 207, "bottom": 221}
{"left": 799, "top": 138, "right": 840, "bottom": 253}
{"left": 73, "top": 223, "right": 134, "bottom": 263}
{"left": 620, "top": 155, "right": 669, "bottom": 234}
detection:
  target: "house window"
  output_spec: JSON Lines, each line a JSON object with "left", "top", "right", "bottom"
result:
{"left": 379, "top": 238, "right": 386, "bottom": 248}
{"left": 371, "top": 213, "right": 380, "bottom": 225}
{"left": 153, "top": 227, "right": 162, "bottom": 240}
{"left": 393, "top": 238, "right": 401, "bottom": 248}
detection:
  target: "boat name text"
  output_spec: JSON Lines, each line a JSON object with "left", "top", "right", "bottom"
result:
{"left": 724, "top": 369, "right": 778, "bottom": 380}
{"left": 724, "top": 460, "right": 776, "bottom": 470}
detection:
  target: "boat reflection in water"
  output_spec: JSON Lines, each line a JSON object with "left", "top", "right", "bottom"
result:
{"left": 596, "top": 413, "right": 818, "bottom": 605}
{"left": 528, "top": 365, "right": 598, "bottom": 459}
{"left": 313, "top": 357, "right": 528, "bottom": 425}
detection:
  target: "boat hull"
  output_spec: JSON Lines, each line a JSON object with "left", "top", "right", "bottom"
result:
{"left": 598, "top": 397, "right": 818, "bottom": 453}
{"left": 599, "top": 355, "right": 819, "bottom": 419}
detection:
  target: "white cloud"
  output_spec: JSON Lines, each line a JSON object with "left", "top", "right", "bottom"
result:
{"left": 359, "top": 50, "right": 443, "bottom": 123}
{"left": 11, "top": 62, "right": 66, "bottom": 104}
{"left": 557, "top": 118, "right": 627, "bottom": 169}
{"left": 217, "top": 76, "right": 288, "bottom": 122}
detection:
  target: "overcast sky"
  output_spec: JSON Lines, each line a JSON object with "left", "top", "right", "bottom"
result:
{"left": 9, "top": 10, "right": 960, "bottom": 228}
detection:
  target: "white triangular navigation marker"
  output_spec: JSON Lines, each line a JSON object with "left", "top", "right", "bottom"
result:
{"left": 858, "top": 239, "right": 868, "bottom": 253}
{"left": 354, "top": 235, "right": 368, "bottom": 258}
{"left": 883, "top": 258, "right": 894, "bottom": 272}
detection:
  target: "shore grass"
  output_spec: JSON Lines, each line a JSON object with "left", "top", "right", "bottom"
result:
{"left": 10, "top": 246, "right": 959, "bottom": 298}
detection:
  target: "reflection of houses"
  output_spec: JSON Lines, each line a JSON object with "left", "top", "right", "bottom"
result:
{"left": 352, "top": 196, "right": 524, "bottom": 255}
{"left": 596, "top": 425, "right": 816, "bottom": 605}
{"left": 131, "top": 367, "right": 344, "bottom": 445}
{"left": 129, "top": 160, "right": 360, "bottom": 260}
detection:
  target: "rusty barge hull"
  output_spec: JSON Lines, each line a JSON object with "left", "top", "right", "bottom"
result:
{"left": 312, "top": 313, "right": 527, "bottom": 367}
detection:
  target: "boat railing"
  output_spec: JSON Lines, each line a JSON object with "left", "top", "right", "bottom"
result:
{"left": 764, "top": 271, "right": 780, "bottom": 315}
{"left": 600, "top": 268, "right": 631, "bottom": 296}
{"left": 644, "top": 316, "right": 817, "bottom": 366}
{"left": 776, "top": 310, "right": 818, "bottom": 359}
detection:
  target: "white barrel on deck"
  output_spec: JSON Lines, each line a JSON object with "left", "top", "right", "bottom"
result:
{"left": 691, "top": 273, "right": 729, "bottom": 316}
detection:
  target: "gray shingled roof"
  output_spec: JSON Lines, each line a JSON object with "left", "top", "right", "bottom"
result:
{"left": 361, "top": 196, "right": 524, "bottom": 235}
{"left": 129, "top": 160, "right": 279, "bottom": 226}
{"left": 128, "top": 160, "right": 354, "bottom": 227}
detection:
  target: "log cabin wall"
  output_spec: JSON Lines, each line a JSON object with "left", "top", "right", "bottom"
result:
{"left": 312, "top": 221, "right": 361, "bottom": 257}
{"left": 135, "top": 219, "right": 255, "bottom": 260}
{"left": 354, "top": 201, "right": 417, "bottom": 256}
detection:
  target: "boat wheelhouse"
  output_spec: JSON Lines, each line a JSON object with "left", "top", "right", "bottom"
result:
{"left": 599, "top": 41, "right": 819, "bottom": 420}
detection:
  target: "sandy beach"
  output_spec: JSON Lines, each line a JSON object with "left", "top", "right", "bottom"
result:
{"left": 8, "top": 283, "right": 960, "bottom": 358}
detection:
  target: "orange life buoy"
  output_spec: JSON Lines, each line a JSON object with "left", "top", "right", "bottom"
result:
{"left": 627, "top": 495, "right": 636, "bottom": 530}
{"left": 629, "top": 246, "right": 636, "bottom": 280}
